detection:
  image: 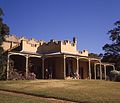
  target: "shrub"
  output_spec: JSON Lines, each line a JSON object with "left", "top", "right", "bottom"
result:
{"left": 109, "top": 70, "right": 120, "bottom": 82}
{"left": 8, "top": 68, "right": 36, "bottom": 80}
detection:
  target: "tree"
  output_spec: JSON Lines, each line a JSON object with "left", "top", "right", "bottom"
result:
{"left": 88, "top": 53, "right": 100, "bottom": 59}
{"left": 0, "top": 8, "right": 10, "bottom": 80}
{"left": 102, "top": 20, "right": 120, "bottom": 70}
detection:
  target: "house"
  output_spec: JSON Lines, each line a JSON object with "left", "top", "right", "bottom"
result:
{"left": 2, "top": 35, "right": 115, "bottom": 80}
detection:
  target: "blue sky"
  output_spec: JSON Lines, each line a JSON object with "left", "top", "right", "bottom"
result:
{"left": 0, "top": 0, "right": 120, "bottom": 54}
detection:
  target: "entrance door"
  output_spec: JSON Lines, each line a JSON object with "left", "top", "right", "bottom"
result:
{"left": 79, "top": 67, "right": 84, "bottom": 79}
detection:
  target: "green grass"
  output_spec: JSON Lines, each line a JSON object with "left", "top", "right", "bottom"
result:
{"left": 0, "top": 80, "right": 120, "bottom": 103}
{"left": 0, "top": 91, "right": 54, "bottom": 103}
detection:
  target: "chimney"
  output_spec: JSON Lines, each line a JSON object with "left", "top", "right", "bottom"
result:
{"left": 73, "top": 37, "right": 77, "bottom": 44}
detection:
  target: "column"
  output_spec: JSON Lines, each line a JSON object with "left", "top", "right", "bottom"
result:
{"left": 42, "top": 58, "right": 44, "bottom": 79}
{"left": 88, "top": 59, "right": 91, "bottom": 80}
{"left": 100, "top": 61, "right": 102, "bottom": 80}
{"left": 63, "top": 55, "right": 66, "bottom": 79}
{"left": 104, "top": 65, "right": 107, "bottom": 80}
{"left": 7, "top": 54, "right": 10, "bottom": 80}
{"left": 94, "top": 63, "right": 96, "bottom": 80}
{"left": 76, "top": 57, "right": 79, "bottom": 79}
{"left": 113, "top": 65, "right": 115, "bottom": 70}
{"left": 26, "top": 55, "right": 29, "bottom": 79}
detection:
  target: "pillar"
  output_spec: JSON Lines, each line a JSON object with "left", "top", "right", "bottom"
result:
{"left": 104, "top": 65, "right": 107, "bottom": 80}
{"left": 7, "top": 54, "right": 10, "bottom": 80}
{"left": 42, "top": 58, "right": 44, "bottom": 79}
{"left": 100, "top": 61, "right": 102, "bottom": 80}
{"left": 26, "top": 55, "right": 29, "bottom": 79}
{"left": 88, "top": 59, "right": 91, "bottom": 79}
{"left": 94, "top": 63, "right": 96, "bottom": 80}
{"left": 113, "top": 65, "right": 115, "bottom": 70}
{"left": 76, "top": 57, "right": 79, "bottom": 79}
{"left": 63, "top": 55, "right": 66, "bottom": 79}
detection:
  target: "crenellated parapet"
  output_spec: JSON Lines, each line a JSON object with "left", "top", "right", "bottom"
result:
{"left": 3, "top": 35, "right": 89, "bottom": 56}
{"left": 62, "top": 39, "right": 76, "bottom": 46}
{"left": 3, "top": 35, "right": 45, "bottom": 53}
{"left": 42, "top": 39, "right": 61, "bottom": 45}
{"left": 78, "top": 50, "right": 89, "bottom": 56}
{"left": 37, "top": 38, "right": 78, "bottom": 54}
{"left": 20, "top": 37, "right": 45, "bottom": 53}
{"left": 60, "top": 39, "right": 77, "bottom": 54}
{"left": 3, "top": 35, "right": 20, "bottom": 51}
{"left": 5, "top": 35, "right": 20, "bottom": 43}
{"left": 37, "top": 39, "right": 61, "bottom": 54}
{"left": 20, "top": 36, "right": 45, "bottom": 45}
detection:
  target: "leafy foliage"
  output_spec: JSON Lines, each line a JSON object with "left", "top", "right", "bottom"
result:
{"left": 8, "top": 69, "right": 36, "bottom": 80}
{"left": 102, "top": 20, "right": 120, "bottom": 70}
{"left": 0, "top": 8, "right": 10, "bottom": 80}
{"left": 109, "top": 70, "right": 120, "bottom": 82}
{"left": 88, "top": 53, "right": 100, "bottom": 59}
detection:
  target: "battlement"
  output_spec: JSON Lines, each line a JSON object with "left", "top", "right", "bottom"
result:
{"left": 3, "top": 35, "right": 20, "bottom": 51}
{"left": 20, "top": 36, "right": 44, "bottom": 45}
{"left": 5, "top": 35, "right": 20, "bottom": 43}
{"left": 62, "top": 39, "right": 76, "bottom": 46}
{"left": 37, "top": 39, "right": 61, "bottom": 54}
{"left": 3, "top": 35, "right": 89, "bottom": 56}
{"left": 37, "top": 38, "right": 78, "bottom": 54}
{"left": 78, "top": 50, "right": 89, "bottom": 56}
{"left": 19, "top": 37, "right": 45, "bottom": 53}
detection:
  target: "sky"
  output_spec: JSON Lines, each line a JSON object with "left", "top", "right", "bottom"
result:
{"left": 0, "top": 0, "right": 120, "bottom": 54}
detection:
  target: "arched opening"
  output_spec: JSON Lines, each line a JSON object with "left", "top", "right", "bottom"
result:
{"left": 9, "top": 55, "right": 26, "bottom": 78}
{"left": 66, "top": 57, "right": 77, "bottom": 78}
{"left": 95, "top": 63, "right": 115, "bottom": 80}
{"left": 79, "top": 58, "right": 89, "bottom": 79}
{"left": 44, "top": 57, "right": 63, "bottom": 79}
{"left": 29, "top": 57, "right": 42, "bottom": 79}
{"left": 90, "top": 59, "right": 100, "bottom": 79}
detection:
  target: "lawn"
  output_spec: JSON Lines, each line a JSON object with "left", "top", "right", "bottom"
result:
{"left": 0, "top": 80, "right": 120, "bottom": 103}
{"left": 0, "top": 90, "right": 54, "bottom": 103}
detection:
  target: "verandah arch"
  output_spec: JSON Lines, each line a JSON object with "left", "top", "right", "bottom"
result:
{"left": 65, "top": 57, "right": 77, "bottom": 78}
{"left": 78, "top": 57, "right": 89, "bottom": 79}
{"left": 7, "top": 54, "right": 26, "bottom": 79}
{"left": 90, "top": 58, "right": 101, "bottom": 80}
{"left": 78, "top": 57, "right": 102, "bottom": 80}
{"left": 28, "top": 57, "right": 42, "bottom": 79}
{"left": 95, "top": 63, "right": 115, "bottom": 80}
{"left": 44, "top": 56, "right": 64, "bottom": 79}
{"left": 7, "top": 52, "right": 42, "bottom": 80}
{"left": 64, "top": 56, "right": 100, "bottom": 80}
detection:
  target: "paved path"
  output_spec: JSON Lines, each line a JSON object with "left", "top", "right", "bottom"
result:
{"left": 0, "top": 90, "right": 78, "bottom": 103}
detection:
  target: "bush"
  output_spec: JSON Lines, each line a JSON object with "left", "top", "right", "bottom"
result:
{"left": 9, "top": 69, "right": 25, "bottom": 80}
{"left": 109, "top": 70, "right": 120, "bottom": 82}
{"left": 26, "top": 72, "right": 36, "bottom": 80}
{"left": 8, "top": 68, "right": 36, "bottom": 80}
{"left": 0, "top": 65, "right": 7, "bottom": 80}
